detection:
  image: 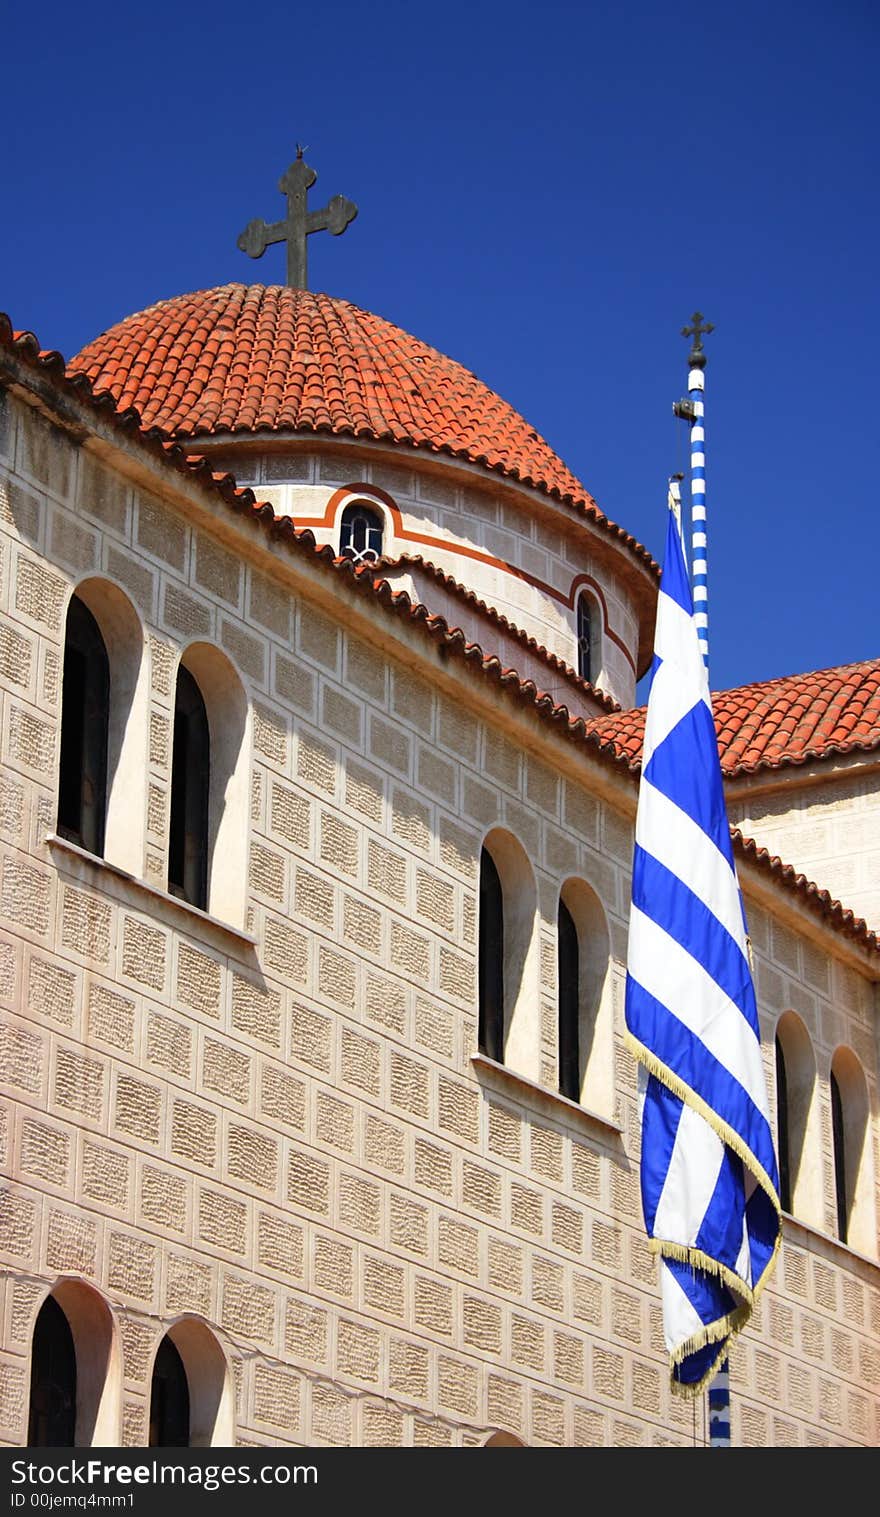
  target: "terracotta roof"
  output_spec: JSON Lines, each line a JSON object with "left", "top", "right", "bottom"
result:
{"left": 2, "top": 313, "right": 877, "bottom": 957}
{"left": 67, "top": 284, "right": 657, "bottom": 575}
{"left": 587, "top": 658, "right": 880, "bottom": 777}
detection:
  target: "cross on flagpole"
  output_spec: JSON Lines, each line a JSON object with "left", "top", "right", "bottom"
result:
{"left": 237, "top": 147, "right": 358, "bottom": 290}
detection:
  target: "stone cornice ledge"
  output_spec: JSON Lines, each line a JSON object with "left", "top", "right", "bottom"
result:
{"left": 471, "top": 1053, "right": 623, "bottom": 1141}
{"left": 47, "top": 834, "right": 259, "bottom": 960}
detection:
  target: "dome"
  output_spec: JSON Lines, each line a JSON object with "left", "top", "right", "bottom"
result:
{"left": 70, "top": 283, "right": 604, "bottom": 520}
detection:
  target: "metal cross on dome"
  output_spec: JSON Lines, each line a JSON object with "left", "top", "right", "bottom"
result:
{"left": 237, "top": 148, "right": 358, "bottom": 290}
{"left": 681, "top": 310, "right": 715, "bottom": 365}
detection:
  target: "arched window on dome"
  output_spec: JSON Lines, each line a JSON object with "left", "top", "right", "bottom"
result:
{"left": 57, "top": 594, "right": 109, "bottom": 857}
{"left": 576, "top": 591, "right": 599, "bottom": 684}
{"left": 339, "top": 502, "right": 383, "bottom": 563}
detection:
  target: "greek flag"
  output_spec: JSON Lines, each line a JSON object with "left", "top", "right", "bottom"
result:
{"left": 624, "top": 503, "right": 780, "bottom": 1393}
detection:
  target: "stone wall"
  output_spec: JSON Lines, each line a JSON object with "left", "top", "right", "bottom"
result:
{"left": 0, "top": 383, "right": 877, "bottom": 1447}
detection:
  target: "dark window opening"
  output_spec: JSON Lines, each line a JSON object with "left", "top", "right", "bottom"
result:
{"left": 775, "top": 1035, "right": 791, "bottom": 1212}
{"left": 479, "top": 846, "right": 504, "bottom": 1062}
{"left": 340, "top": 503, "right": 383, "bottom": 563}
{"left": 168, "top": 666, "right": 210, "bottom": 911}
{"left": 830, "top": 1069, "right": 847, "bottom": 1244}
{"left": 57, "top": 596, "right": 109, "bottom": 856}
{"left": 28, "top": 1295, "right": 76, "bottom": 1447}
{"left": 576, "top": 594, "right": 594, "bottom": 683}
{"left": 149, "top": 1335, "right": 190, "bottom": 1447}
{"left": 558, "top": 899, "right": 580, "bottom": 1101}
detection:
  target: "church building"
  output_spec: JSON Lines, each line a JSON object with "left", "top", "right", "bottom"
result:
{"left": 0, "top": 154, "right": 877, "bottom": 1448}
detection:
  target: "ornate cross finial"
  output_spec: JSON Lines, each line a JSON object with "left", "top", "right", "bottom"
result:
{"left": 237, "top": 151, "right": 358, "bottom": 290}
{"left": 681, "top": 311, "right": 715, "bottom": 369}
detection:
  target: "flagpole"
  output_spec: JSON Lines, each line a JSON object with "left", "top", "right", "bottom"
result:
{"left": 675, "top": 311, "right": 732, "bottom": 1446}
{"left": 674, "top": 312, "right": 714, "bottom": 670}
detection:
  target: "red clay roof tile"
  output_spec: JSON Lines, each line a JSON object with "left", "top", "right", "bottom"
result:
{"left": 67, "top": 284, "right": 656, "bottom": 568}
{"left": 588, "top": 658, "right": 880, "bottom": 775}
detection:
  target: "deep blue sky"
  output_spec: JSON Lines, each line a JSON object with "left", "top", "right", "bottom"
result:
{"left": 3, "top": 1, "right": 877, "bottom": 696}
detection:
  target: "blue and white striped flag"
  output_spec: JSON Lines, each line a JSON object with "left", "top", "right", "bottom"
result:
{"left": 625, "top": 503, "right": 781, "bottom": 1394}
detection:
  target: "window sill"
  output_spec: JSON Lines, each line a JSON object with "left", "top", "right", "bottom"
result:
{"left": 779, "top": 1207, "right": 880, "bottom": 1273}
{"left": 471, "top": 1054, "right": 623, "bottom": 1139}
{"left": 46, "top": 834, "right": 258, "bottom": 958}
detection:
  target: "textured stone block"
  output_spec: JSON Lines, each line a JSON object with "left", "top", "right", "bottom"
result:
{"left": 256, "top": 1211, "right": 303, "bottom": 1280}
{"left": 253, "top": 1364, "right": 300, "bottom": 1432}
{"left": 82, "top": 1141, "right": 130, "bottom": 1208}
{"left": 141, "top": 1165, "right": 187, "bottom": 1233}
{"left": 438, "top": 1355, "right": 478, "bottom": 1417}
{"left": 287, "top": 1150, "right": 329, "bottom": 1215}
{"left": 170, "top": 1099, "right": 217, "bottom": 1168}
{"left": 3, "top": 856, "right": 51, "bottom": 934}
{"left": 231, "top": 975, "right": 282, "bottom": 1049}
{"left": 107, "top": 1231, "right": 156, "bottom": 1300}
{"left": 363, "top": 1113, "right": 405, "bottom": 1175}
{"left": 221, "top": 1274, "right": 275, "bottom": 1345}
{"left": 338, "top": 1172, "right": 381, "bottom": 1237}
{"left": 227, "top": 1122, "right": 279, "bottom": 1189}
{"left": 289, "top": 1003, "right": 332, "bottom": 1071}
{"left": 259, "top": 1063, "right": 305, "bottom": 1131}
{"left": 285, "top": 1300, "right": 328, "bottom": 1365}
{"left": 337, "top": 1318, "right": 381, "bottom": 1382}
{"left": 202, "top": 1038, "right": 251, "bottom": 1104}
{"left": 20, "top": 1118, "right": 71, "bottom": 1186}
{"left": 199, "top": 1189, "right": 247, "bottom": 1254}
{"left": 165, "top": 1254, "right": 212, "bottom": 1317}
{"left": 113, "top": 1074, "right": 161, "bottom": 1143}
{"left": 314, "top": 1236, "right": 354, "bottom": 1299}
{"left": 262, "top": 915, "right": 310, "bottom": 991}
{"left": 0, "top": 1187, "right": 38, "bottom": 1259}
{"left": 54, "top": 1046, "right": 104, "bottom": 1120}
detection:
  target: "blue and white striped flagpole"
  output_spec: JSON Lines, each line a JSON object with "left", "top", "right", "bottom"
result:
{"left": 682, "top": 312, "right": 713, "bottom": 670}
{"left": 682, "top": 311, "right": 731, "bottom": 1445}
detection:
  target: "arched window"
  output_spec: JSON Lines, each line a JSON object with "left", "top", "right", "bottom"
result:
{"left": 830, "top": 1067, "right": 847, "bottom": 1243}
{"left": 28, "top": 1295, "right": 76, "bottom": 1446}
{"left": 57, "top": 594, "right": 109, "bottom": 856}
{"left": 556, "top": 879, "right": 613, "bottom": 1117}
{"left": 576, "top": 592, "right": 597, "bottom": 684}
{"left": 27, "top": 1282, "right": 120, "bottom": 1446}
{"left": 340, "top": 502, "right": 383, "bottom": 563}
{"left": 557, "top": 897, "right": 579, "bottom": 1101}
{"left": 773, "top": 1011, "right": 820, "bottom": 1226}
{"left": 149, "top": 1319, "right": 234, "bottom": 1446}
{"left": 168, "top": 665, "right": 210, "bottom": 910}
{"left": 479, "top": 845, "right": 504, "bottom": 1063}
{"left": 775, "top": 1033, "right": 792, "bottom": 1214}
{"left": 478, "top": 829, "right": 539, "bottom": 1080}
{"left": 167, "top": 644, "right": 250, "bottom": 927}
{"left": 828, "top": 1046, "right": 876, "bottom": 1256}
{"left": 150, "top": 1335, "right": 191, "bottom": 1447}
